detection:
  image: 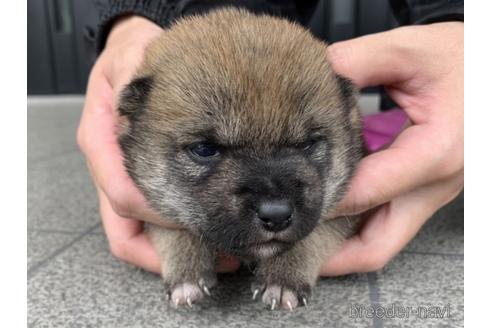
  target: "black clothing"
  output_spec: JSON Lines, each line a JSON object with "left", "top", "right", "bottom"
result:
{"left": 93, "top": 0, "right": 319, "bottom": 52}
{"left": 389, "top": 0, "right": 463, "bottom": 25}
{"left": 93, "top": 0, "right": 463, "bottom": 53}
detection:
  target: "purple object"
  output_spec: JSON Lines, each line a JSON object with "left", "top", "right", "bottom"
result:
{"left": 362, "top": 108, "right": 409, "bottom": 153}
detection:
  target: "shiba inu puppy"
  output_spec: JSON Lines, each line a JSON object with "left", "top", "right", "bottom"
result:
{"left": 118, "top": 8, "right": 362, "bottom": 310}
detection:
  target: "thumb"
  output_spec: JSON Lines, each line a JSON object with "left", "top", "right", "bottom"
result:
{"left": 327, "top": 28, "right": 416, "bottom": 88}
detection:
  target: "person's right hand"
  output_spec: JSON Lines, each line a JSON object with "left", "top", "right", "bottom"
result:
{"left": 77, "top": 16, "right": 241, "bottom": 273}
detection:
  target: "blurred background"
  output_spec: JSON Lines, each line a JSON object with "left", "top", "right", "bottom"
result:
{"left": 27, "top": 0, "right": 397, "bottom": 95}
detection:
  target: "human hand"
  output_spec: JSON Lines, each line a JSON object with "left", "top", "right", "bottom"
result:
{"left": 77, "top": 16, "right": 240, "bottom": 273}
{"left": 320, "top": 22, "right": 464, "bottom": 275}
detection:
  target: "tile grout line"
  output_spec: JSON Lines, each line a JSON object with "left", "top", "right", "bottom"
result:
{"left": 367, "top": 272, "right": 383, "bottom": 328}
{"left": 27, "top": 228, "right": 102, "bottom": 235}
{"left": 401, "top": 250, "right": 463, "bottom": 259}
{"left": 27, "top": 222, "right": 101, "bottom": 279}
{"left": 27, "top": 149, "right": 82, "bottom": 167}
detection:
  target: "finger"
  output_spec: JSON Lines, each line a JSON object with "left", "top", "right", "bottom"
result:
{"left": 106, "top": 49, "right": 146, "bottom": 101}
{"left": 85, "top": 154, "right": 182, "bottom": 228}
{"left": 100, "top": 184, "right": 241, "bottom": 274}
{"left": 333, "top": 122, "right": 452, "bottom": 216}
{"left": 79, "top": 67, "right": 146, "bottom": 216}
{"left": 320, "top": 175, "right": 462, "bottom": 276}
{"left": 98, "top": 187, "right": 161, "bottom": 274}
{"left": 327, "top": 27, "right": 418, "bottom": 88}
{"left": 100, "top": 181, "right": 241, "bottom": 274}
{"left": 85, "top": 156, "right": 181, "bottom": 229}
{"left": 78, "top": 65, "right": 179, "bottom": 228}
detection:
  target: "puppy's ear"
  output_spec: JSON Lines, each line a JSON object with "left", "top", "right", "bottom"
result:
{"left": 118, "top": 76, "right": 154, "bottom": 117}
{"left": 335, "top": 74, "right": 361, "bottom": 123}
{"left": 335, "top": 74, "right": 357, "bottom": 111}
{"left": 335, "top": 74, "right": 364, "bottom": 156}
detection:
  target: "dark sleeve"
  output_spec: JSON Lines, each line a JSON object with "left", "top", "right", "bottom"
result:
{"left": 94, "top": 0, "right": 319, "bottom": 53}
{"left": 389, "top": 0, "right": 464, "bottom": 25}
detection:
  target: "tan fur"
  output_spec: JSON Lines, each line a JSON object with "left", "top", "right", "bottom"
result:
{"left": 135, "top": 9, "right": 355, "bottom": 148}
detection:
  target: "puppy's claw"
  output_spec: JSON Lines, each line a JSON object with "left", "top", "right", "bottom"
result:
{"left": 270, "top": 298, "right": 277, "bottom": 311}
{"left": 203, "top": 285, "right": 211, "bottom": 296}
{"left": 252, "top": 289, "right": 260, "bottom": 301}
{"left": 174, "top": 298, "right": 180, "bottom": 308}
{"left": 186, "top": 297, "right": 193, "bottom": 308}
{"left": 301, "top": 297, "right": 308, "bottom": 307}
{"left": 286, "top": 300, "right": 293, "bottom": 312}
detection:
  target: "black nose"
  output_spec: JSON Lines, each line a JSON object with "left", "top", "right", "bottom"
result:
{"left": 257, "top": 200, "right": 293, "bottom": 232}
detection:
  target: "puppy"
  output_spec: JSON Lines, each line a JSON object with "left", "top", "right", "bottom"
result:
{"left": 118, "top": 8, "right": 363, "bottom": 310}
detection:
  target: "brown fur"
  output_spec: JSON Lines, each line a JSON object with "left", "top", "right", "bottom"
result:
{"left": 118, "top": 8, "right": 363, "bottom": 310}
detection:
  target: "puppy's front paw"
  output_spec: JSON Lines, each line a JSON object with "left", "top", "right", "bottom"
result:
{"left": 251, "top": 280, "right": 311, "bottom": 311}
{"left": 166, "top": 275, "right": 217, "bottom": 308}
{"left": 148, "top": 225, "right": 217, "bottom": 309}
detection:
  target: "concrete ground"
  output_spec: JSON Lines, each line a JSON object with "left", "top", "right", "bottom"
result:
{"left": 27, "top": 96, "right": 463, "bottom": 328}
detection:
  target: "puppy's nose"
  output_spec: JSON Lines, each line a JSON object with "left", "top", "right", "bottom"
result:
{"left": 257, "top": 200, "right": 293, "bottom": 232}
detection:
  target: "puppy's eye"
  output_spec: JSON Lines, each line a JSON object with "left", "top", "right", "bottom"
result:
{"left": 189, "top": 142, "right": 220, "bottom": 159}
{"left": 299, "top": 139, "right": 317, "bottom": 151}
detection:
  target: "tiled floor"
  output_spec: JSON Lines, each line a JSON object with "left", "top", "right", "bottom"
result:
{"left": 27, "top": 96, "right": 463, "bottom": 327}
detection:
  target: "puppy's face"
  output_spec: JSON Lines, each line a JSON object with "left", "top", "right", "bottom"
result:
{"left": 118, "top": 10, "right": 362, "bottom": 259}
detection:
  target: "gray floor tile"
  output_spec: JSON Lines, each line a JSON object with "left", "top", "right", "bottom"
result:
{"left": 90, "top": 224, "right": 105, "bottom": 235}
{"left": 28, "top": 234, "right": 372, "bottom": 328}
{"left": 27, "top": 231, "right": 76, "bottom": 271}
{"left": 27, "top": 96, "right": 464, "bottom": 328}
{"left": 28, "top": 151, "right": 99, "bottom": 232}
{"left": 404, "top": 192, "right": 464, "bottom": 255}
{"left": 375, "top": 253, "right": 463, "bottom": 328}
{"left": 27, "top": 97, "right": 84, "bottom": 162}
